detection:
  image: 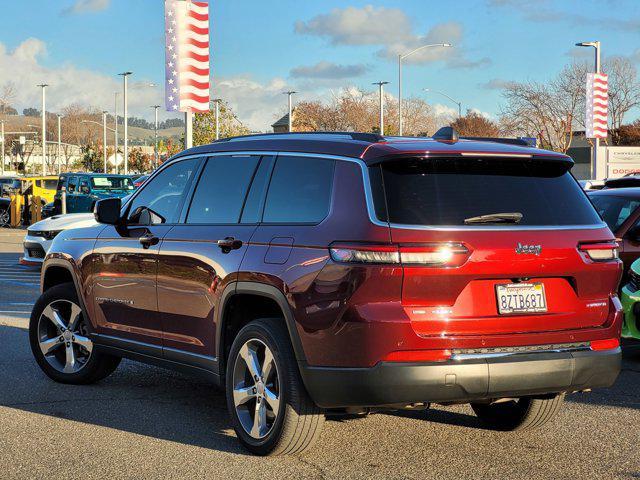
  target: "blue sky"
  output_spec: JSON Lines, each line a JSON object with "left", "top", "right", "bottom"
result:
{"left": 0, "top": 0, "right": 638, "bottom": 130}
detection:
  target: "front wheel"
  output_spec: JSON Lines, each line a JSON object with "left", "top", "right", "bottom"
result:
{"left": 471, "top": 394, "right": 565, "bottom": 431}
{"left": 225, "top": 319, "right": 324, "bottom": 456}
{"left": 29, "top": 282, "right": 121, "bottom": 384}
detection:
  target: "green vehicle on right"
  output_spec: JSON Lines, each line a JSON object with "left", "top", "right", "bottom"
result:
{"left": 621, "top": 257, "right": 640, "bottom": 340}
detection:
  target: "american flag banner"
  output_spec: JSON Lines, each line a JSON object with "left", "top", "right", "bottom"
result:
{"left": 585, "top": 73, "right": 608, "bottom": 139}
{"left": 164, "top": 0, "right": 210, "bottom": 113}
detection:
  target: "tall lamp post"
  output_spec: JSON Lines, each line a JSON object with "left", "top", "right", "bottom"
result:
{"left": 37, "top": 83, "right": 48, "bottom": 174}
{"left": 283, "top": 91, "right": 296, "bottom": 132}
{"left": 151, "top": 105, "right": 160, "bottom": 169}
{"left": 372, "top": 81, "right": 390, "bottom": 135}
{"left": 113, "top": 92, "right": 119, "bottom": 174}
{"left": 423, "top": 88, "right": 462, "bottom": 118}
{"left": 56, "top": 114, "right": 62, "bottom": 173}
{"left": 0, "top": 120, "right": 5, "bottom": 175}
{"left": 102, "top": 111, "right": 108, "bottom": 173}
{"left": 211, "top": 98, "right": 222, "bottom": 140}
{"left": 576, "top": 41, "right": 601, "bottom": 180}
{"left": 398, "top": 43, "right": 451, "bottom": 135}
{"left": 118, "top": 72, "right": 132, "bottom": 174}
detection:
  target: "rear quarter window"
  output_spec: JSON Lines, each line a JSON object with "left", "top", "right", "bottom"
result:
{"left": 372, "top": 157, "right": 602, "bottom": 227}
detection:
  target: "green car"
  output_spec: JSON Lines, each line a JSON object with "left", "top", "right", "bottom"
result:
{"left": 621, "top": 257, "right": 640, "bottom": 340}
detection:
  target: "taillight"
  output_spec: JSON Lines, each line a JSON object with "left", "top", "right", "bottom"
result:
{"left": 329, "top": 243, "right": 470, "bottom": 267}
{"left": 400, "top": 243, "right": 469, "bottom": 267}
{"left": 383, "top": 349, "right": 452, "bottom": 362}
{"left": 578, "top": 241, "right": 619, "bottom": 262}
{"left": 329, "top": 244, "right": 399, "bottom": 264}
{"left": 590, "top": 338, "right": 620, "bottom": 351}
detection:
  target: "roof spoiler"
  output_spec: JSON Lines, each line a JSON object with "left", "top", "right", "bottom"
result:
{"left": 214, "top": 131, "right": 385, "bottom": 143}
{"left": 460, "top": 136, "right": 534, "bottom": 147}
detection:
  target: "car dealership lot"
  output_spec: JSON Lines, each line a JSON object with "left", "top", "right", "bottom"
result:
{"left": 0, "top": 229, "right": 638, "bottom": 479}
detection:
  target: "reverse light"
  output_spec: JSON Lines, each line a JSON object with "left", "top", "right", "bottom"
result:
{"left": 329, "top": 243, "right": 470, "bottom": 267}
{"left": 590, "top": 338, "right": 620, "bottom": 351}
{"left": 578, "top": 241, "right": 619, "bottom": 262}
{"left": 383, "top": 349, "right": 452, "bottom": 362}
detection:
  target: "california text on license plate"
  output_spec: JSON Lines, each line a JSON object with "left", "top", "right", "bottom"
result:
{"left": 496, "top": 282, "right": 547, "bottom": 315}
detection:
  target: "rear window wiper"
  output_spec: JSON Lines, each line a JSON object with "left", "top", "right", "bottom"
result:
{"left": 464, "top": 212, "right": 523, "bottom": 225}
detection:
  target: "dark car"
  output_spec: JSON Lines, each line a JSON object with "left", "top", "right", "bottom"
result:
{"left": 52, "top": 173, "right": 135, "bottom": 215}
{"left": 132, "top": 174, "right": 149, "bottom": 188}
{"left": 0, "top": 196, "right": 10, "bottom": 226}
{"left": 589, "top": 187, "right": 640, "bottom": 276}
{"left": 30, "top": 131, "right": 623, "bottom": 456}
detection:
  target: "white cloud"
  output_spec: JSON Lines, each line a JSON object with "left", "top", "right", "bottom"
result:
{"left": 296, "top": 7, "right": 488, "bottom": 69}
{"left": 295, "top": 5, "right": 412, "bottom": 46}
{"left": 62, "top": 0, "right": 110, "bottom": 15}
{"left": 290, "top": 61, "right": 369, "bottom": 79}
{"left": 478, "top": 78, "right": 515, "bottom": 90}
{"left": 0, "top": 38, "right": 161, "bottom": 120}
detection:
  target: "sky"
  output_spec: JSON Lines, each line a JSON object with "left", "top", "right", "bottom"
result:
{"left": 0, "top": 0, "right": 639, "bottom": 131}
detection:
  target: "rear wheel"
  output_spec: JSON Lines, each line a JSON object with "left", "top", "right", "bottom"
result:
{"left": 471, "top": 394, "right": 565, "bottom": 431}
{"left": 29, "top": 282, "right": 121, "bottom": 384}
{"left": 225, "top": 319, "right": 324, "bottom": 456}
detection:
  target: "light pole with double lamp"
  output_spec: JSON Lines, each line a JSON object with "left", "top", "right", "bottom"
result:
{"left": 151, "top": 105, "right": 161, "bottom": 169}
{"left": 37, "top": 83, "right": 48, "bottom": 174}
{"left": 398, "top": 43, "right": 451, "bottom": 135}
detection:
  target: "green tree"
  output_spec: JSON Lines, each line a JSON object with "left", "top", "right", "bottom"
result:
{"left": 128, "top": 147, "right": 152, "bottom": 173}
{"left": 81, "top": 144, "right": 102, "bottom": 172}
{"left": 193, "top": 101, "right": 250, "bottom": 146}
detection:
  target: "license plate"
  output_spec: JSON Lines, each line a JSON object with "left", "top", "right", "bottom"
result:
{"left": 496, "top": 282, "right": 547, "bottom": 315}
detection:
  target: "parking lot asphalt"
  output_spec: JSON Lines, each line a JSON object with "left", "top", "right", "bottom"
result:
{"left": 0, "top": 228, "right": 639, "bottom": 479}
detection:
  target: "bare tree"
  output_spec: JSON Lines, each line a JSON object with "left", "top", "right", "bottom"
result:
{"left": 0, "top": 82, "right": 16, "bottom": 114}
{"left": 603, "top": 57, "right": 640, "bottom": 144}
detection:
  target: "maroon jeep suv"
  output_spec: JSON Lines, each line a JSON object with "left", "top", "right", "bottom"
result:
{"left": 30, "top": 131, "right": 623, "bottom": 455}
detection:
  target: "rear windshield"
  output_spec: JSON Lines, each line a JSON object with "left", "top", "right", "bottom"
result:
{"left": 371, "top": 158, "right": 602, "bottom": 227}
{"left": 589, "top": 194, "right": 640, "bottom": 232}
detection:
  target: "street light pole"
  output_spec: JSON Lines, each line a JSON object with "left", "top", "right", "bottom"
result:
{"left": 57, "top": 114, "right": 62, "bottom": 173}
{"left": 398, "top": 43, "right": 451, "bottom": 135}
{"left": 576, "top": 41, "right": 601, "bottom": 179}
{"left": 423, "top": 88, "right": 462, "bottom": 118}
{"left": 114, "top": 92, "right": 119, "bottom": 174}
{"left": 151, "top": 105, "right": 160, "bottom": 169}
{"left": 102, "top": 110, "right": 108, "bottom": 173}
{"left": 118, "top": 72, "right": 132, "bottom": 174}
{"left": 283, "top": 91, "right": 296, "bottom": 132}
{"left": 372, "top": 81, "right": 390, "bottom": 135}
{"left": 0, "top": 120, "right": 5, "bottom": 175}
{"left": 37, "top": 83, "right": 48, "bottom": 175}
{"left": 211, "top": 99, "right": 222, "bottom": 140}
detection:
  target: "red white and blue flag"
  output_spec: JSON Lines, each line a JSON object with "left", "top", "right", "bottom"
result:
{"left": 585, "top": 73, "right": 608, "bottom": 139}
{"left": 164, "top": 0, "right": 210, "bottom": 113}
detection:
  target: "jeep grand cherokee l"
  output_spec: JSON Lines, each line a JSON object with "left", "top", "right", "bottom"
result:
{"left": 30, "top": 130, "right": 623, "bottom": 456}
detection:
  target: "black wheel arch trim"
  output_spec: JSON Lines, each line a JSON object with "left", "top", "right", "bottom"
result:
{"left": 216, "top": 281, "right": 309, "bottom": 375}
{"left": 40, "top": 257, "right": 91, "bottom": 329}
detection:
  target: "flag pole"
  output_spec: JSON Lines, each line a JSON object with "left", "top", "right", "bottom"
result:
{"left": 185, "top": 110, "right": 193, "bottom": 149}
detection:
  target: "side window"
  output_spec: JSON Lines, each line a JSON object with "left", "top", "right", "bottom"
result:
{"left": 263, "top": 156, "right": 334, "bottom": 223}
{"left": 187, "top": 155, "right": 260, "bottom": 224}
{"left": 79, "top": 179, "right": 90, "bottom": 194}
{"left": 35, "top": 180, "right": 42, "bottom": 187}
{"left": 67, "top": 176, "right": 78, "bottom": 193}
{"left": 127, "top": 158, "right": 200, "bottom": 224}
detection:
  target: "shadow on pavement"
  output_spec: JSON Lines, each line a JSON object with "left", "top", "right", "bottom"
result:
{"left": 0, "top": 323, "right": 249, "bottom": 455}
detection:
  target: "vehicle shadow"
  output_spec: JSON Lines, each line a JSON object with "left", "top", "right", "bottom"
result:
{"left": 0, "top": 323, "right": 249, "bottom": 455}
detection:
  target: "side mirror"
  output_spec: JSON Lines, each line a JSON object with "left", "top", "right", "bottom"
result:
{"left": 94, "top": 198, "right": 121, "bottom": 225}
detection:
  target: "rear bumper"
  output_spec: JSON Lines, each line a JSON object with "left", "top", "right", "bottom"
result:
{"left": 301, "top": 348, "right": 621, "bottom": 408}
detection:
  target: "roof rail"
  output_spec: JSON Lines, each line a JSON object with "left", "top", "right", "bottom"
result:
{"left": 460, "top": 136, "right": 532, "bottom": 147}
{"left": 215, "top": 131, "right": 385, "bottom": 143}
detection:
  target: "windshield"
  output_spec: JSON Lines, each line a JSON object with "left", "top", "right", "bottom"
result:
{"left": 589, "top": 194, "right": 640, "bottom": 232}
{"left": 371, "top": 158, "right": 602, "bottom": 227}
{"left": 90, "top": 176, "right": 134, "bottom": 190}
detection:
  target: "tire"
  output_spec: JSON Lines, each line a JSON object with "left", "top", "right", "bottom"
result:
{"left": 29, "top": 282, "right": 121, "bottom": 384}
{"left": 471, "top": 394, "right": 565, "bottom": 431}
{"left": 0, "top": 207, "right": 9, "bottom": 227}
{"left": 225, "top": 318, "right": 324, "bottom": 456}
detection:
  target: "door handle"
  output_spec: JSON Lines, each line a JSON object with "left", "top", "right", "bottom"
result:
{"left": 217, "top": 236, "right": 243, "bottom": 253}
{"left": 139, "top": 234, "right": 159, "bottom": 249}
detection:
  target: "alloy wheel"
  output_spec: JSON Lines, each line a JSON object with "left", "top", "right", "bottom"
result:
{"left": 37, "top": 299, "right": 93, "bottom": 374}
{"left": 0, "top": 208, "right": 9, "bottom": 227}
{"left": 232, "top": 338, "right": 281, "bottom": 439}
